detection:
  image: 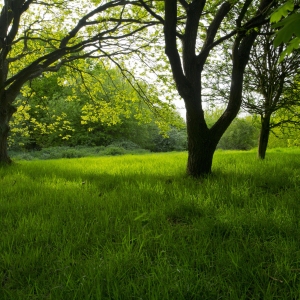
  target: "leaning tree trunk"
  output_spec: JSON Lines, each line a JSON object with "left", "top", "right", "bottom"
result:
{"left": 258, "top": 115, "right": 271, "bottom": 159}
{"left": 0, "top": 97, "right": 16, "bottom": 164}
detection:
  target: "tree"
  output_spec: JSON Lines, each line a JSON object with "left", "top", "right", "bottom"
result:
{"left": 242, "top": 23, "right": 300, "bottom": 159}
{"left": 0, "top": 0, "right": 154, "bottom": 164}
{"left": 200, "top": 20, "right": 300, "bottom": 159}
{"left": 141, "top": 0, "right": 274, "bottom": 177}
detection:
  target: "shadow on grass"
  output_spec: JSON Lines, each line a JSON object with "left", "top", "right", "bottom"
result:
{"left": 2, "top": 154, "right": 300, "bottom": 299}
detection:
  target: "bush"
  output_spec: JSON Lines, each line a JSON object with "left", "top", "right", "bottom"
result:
{"left": 217, "top": 118, "right": 258, "bottom": 150}
{"left": 9, "top": 144, "right": 150, "bottom": 161}
{"left": 39, "top": 147, "right": 71, "bottom": 159}
{"left": 61, "top": 149, "right": 83, "bottom": 159}
{"left": 152, "top": 128, "right": 187, "bottom": 152}
{"left": 103, "top": 146, "right": 126, "bottom": 156}
{"left": 108, "top": 140, "right": 141, "bottom": 150}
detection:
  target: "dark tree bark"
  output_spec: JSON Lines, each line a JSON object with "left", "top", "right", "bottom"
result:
{"left": 185, "top": 96, "right": 214, "bottom": 175}
{"left": 258, "top": 115, "right": 271, "bottom": 159}
{"left": 164, "top": 0, "right": 274, "bottom": 177}
{"left": 0, "top": 94, "right": 16, "bottom": 164}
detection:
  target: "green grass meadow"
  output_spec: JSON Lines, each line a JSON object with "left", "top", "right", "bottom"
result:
{"left": 1, "top": 149, "right": 300, "bottom": 299}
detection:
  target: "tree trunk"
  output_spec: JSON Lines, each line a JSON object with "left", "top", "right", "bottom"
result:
{"left": 0, "top": 100, "right": 16, "bottom": 164}
{"left": 258, "top": 115, "right": 270, "bottom": 159}
{"left": 185, "top": 100, "right": 218, "bottom": 177}
{"left": 163, "top": 0, "right": 274, "bottom": 177}
{"left": 186, "top": 130, "right": 216, "bottom": 176}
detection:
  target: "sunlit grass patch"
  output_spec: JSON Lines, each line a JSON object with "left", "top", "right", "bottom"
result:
{"left": 1, "top": 149, "right": 300, "bottom": 299}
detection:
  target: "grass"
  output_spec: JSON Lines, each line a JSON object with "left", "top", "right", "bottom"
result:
{"left": 1, "top": 148, "right": 300, "bottom": 299}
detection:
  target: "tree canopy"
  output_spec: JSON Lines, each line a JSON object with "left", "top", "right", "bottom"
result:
{"left": 9, "top": 59, "right": 184, "bottom": 150}
{"left": 0, "top": 0, "right": 160, "bottom": 163}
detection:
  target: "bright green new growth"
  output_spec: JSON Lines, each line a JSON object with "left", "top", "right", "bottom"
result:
{"left": 271, "top": 1, "right": 294, "bottom": 23}
{"left": 8, "top": 60, "right": 183, "bottom": 150}
{"left": 271, "top": 1, "right": 300, "bottom": 61}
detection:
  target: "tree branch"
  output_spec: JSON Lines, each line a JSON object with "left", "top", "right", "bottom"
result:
{"left": 164, "top": 0, "right": 190, "bottom": 99}
{"left": 138, "top": 0, "right": 164, "bottom": 24}
{"left": 197, "top": 2, "right": 232, "bottom": 67}
{"left": 178, "top": 0, "right": 188, "bottom": 10}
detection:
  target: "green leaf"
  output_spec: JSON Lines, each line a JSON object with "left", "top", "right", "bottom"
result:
{"left": 273, "top": 13, "right": 300, "bottom": 46}
{"left": 278, "top": 37, "right": 300, "bottom": 62}
{"left": 270, "top": 0, "right": 294, "bottom": 23}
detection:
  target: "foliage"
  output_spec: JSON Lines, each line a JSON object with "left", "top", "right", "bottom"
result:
{"left": 217, "top": 118, "right": 259, "bottom": 150}
{"left": 9, "top": 145, "right": 150, "bottom": 161}
{"left": 271, "top": 0, "right": 300, "bottom": 61}
{"left": 267, "top": 108, "right": 300, "bottom": 148}
{"left": 205, "top": 110, "right": 259, "bottom": 150}
{"left": 0, "top": 0, "right": 162, "bottom": 163}
{"left": 151, "top": 127, "right": 187, "bottom": 152}
{"left": 8, "top": 60, "right": 185, "bottom": 151}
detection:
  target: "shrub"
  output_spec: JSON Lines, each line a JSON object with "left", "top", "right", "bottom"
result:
{"left": 217, "top": 118, "right": 258, "bottom": 150}
{"left": 61, "top": 149, "right": 83, "bottom": 159}
{"left": 109, "top": 139, "right": 141, "bottom": 150}
{"left": 103, "top": 146, "right": 126, "bottom": 156}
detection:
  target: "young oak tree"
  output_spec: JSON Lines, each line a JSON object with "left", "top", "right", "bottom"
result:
{"left": 0, "top": 0, "right": 156, "bottom": 164}
{"left": 140, "top": 0, "right": 275, "bottom": 177}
